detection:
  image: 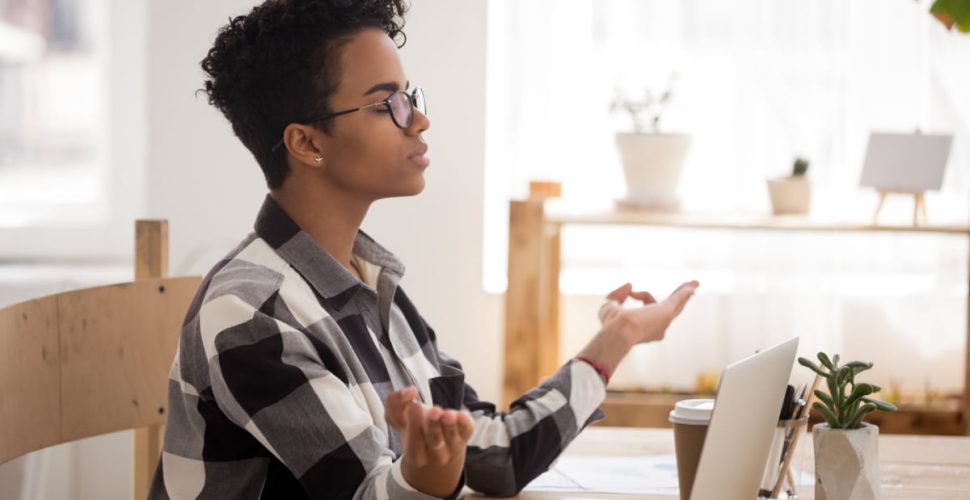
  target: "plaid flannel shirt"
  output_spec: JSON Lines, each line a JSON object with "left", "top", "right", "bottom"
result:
{"left": 148, "top": 195, "right": 606, "bottom": 499}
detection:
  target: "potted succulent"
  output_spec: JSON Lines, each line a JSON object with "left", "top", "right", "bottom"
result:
{"left": 609, "top": 75, "right": 690, "bottom": 209}
{"left": 798, "top": 353, "right": 897, "bottom": 500}
{"left": 766, "top": 157, "right": 811, "bottom": 215}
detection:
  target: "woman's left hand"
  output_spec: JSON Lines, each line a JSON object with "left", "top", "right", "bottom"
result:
{"left": 598, "top": 282, "right": 658, "bottom": 324}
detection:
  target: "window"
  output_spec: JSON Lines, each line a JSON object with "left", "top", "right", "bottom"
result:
{"left": 0, "top": 0, "right": 146, "bottom": 260}
{"left": 485, "top": 0, "right": 969, "bottom": 397}
{"left": 1, "top": 0, "right": 103, "bottom": 224}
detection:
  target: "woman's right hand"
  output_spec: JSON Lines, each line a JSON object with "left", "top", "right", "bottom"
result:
{"left": 598, "top": 281, "right": 699, "bottom": 346}
{"left": 384, "top": 387, "right": 474, "bottom": 497}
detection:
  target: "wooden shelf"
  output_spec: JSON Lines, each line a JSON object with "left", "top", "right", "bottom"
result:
{"left": 503, "top": 186, "right": 970, "bottom": 435}
{"left": 545, "top": 201, "right": 970, "bottom": 235}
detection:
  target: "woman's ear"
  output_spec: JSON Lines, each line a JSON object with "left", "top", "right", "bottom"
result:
{"left": 282, "top": 123, "right": 327, "bottom": 168}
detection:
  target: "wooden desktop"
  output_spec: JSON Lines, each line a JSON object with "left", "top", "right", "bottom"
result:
{"left": 467, "top": 426, "right": 970, "bottom": 499}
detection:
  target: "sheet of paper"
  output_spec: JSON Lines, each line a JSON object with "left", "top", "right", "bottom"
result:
{"left": 525, "top": 454, "right": 815, "bottom": 496}
{"left": 525, "top": 454, "right": 680, "bottom": 495}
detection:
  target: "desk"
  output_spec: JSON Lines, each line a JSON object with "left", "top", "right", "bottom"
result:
{"left": 502, "top": 194, "right": 970, "bottom": 434}
{"left": 467, "top": 427, "right": 970, "bottom": 499}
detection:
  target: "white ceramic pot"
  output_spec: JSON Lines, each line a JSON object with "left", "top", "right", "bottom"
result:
{"left": 813, "top": 423, "right": 882, "bottom": 500}
{"left": 766, "top": 176, "right": 811, "bottom": 215}
{"left": 615, "top": 133, "right": 690, "bottom": 207}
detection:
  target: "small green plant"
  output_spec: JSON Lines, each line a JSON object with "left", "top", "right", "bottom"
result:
{"left": 609, "top": 73, "right": 678, "bottom": 133}
{"left": 798, "top": 352, "right": 897, "bottom": 429}
{"left": 609, "top": 88, "right": 671, "bottom": 133}
{"left": 791, "top": 157, "right": 809, "bottom": 177}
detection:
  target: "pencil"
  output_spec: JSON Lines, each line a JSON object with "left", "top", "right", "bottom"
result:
{"left": 770, "top": 374, "right": 822, "bottom": 499}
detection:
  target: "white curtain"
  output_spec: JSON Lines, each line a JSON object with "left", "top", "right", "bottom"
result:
{"left": 485, "top": 0, "right": 969, "bottom": 397}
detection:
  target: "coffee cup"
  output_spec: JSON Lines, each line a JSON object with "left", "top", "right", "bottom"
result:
{"left": 669, "top": 398, "right": 715, "bottom": 500}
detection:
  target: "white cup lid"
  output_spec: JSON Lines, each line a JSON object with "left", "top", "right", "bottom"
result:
{"left": 668, "top": 398, "right": 715, "bottom": 425}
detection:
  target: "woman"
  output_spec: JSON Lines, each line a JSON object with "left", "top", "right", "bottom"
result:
{"left": 149, "top": 1, "right": 698, "bottom": 498}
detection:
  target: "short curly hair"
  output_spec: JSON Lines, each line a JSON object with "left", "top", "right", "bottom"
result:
{"left": 200, "top": 0, "right": 409, "bottom": 189}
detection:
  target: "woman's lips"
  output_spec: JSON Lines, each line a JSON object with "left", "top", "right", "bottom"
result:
{"left": 409, "top": 146, "right": 430, "bottom": 167}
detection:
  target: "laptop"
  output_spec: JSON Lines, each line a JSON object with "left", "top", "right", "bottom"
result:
{"left": 689, "top": 337, "right": 799, "bottom": 500}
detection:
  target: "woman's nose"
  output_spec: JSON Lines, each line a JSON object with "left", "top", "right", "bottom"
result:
{"left": 409, "top": 108, "right": 430, "bottom": 135}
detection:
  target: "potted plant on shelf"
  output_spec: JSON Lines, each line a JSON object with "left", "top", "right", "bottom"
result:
{"left": 609, "top": 75, "right": 690, "bottom": 210}
{"left": 798, "top": 353, "right": 897, "bottom": 500}
{"left": 766, "top": 157, "right": 811, "bottom": 215}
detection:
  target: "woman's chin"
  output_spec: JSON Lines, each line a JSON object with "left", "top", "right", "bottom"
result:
{"left": 405, "top": 173, "right": 426, "bottom": 195}
{"left": 404, "top": 178, "right": 426, "bottom": 197}
{"left": 379, "top": 176, "right": 426, "bottom": 199}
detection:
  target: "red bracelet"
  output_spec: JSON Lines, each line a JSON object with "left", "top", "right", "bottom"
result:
{"left": 574, "top": 356, "right": 611, "bottom": 385}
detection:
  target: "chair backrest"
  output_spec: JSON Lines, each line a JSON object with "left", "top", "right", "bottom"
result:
{"left": 0, "top": 220, "right": 201, "bottom": 500}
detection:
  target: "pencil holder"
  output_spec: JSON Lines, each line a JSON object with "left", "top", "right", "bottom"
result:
{"left": 759, "top": 416, "right": 809, "bottom": 499}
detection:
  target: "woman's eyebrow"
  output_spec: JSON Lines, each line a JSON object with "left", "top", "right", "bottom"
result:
{"left": 363, "top": 80, "right": 409, "bottom": 96}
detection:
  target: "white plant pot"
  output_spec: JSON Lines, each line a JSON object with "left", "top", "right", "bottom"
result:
{"left": 813, "top": 423, "right": 882, "bottom": 500}
{"left": 615, "top": 132, "right": 690, "bottom": 207}
{"left": 766, "top": 176, "right": 811, "bottom": 215}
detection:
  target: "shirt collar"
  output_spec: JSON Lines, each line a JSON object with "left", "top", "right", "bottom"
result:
{"left": 253, "top": 195, "right": 405, "bottom": 304}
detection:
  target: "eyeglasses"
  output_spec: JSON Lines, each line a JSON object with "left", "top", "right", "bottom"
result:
{"left": 271, "top": 87, "right": 426, "bottom": 153}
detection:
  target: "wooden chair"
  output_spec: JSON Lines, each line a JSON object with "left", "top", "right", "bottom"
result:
{"left": 0, "top": 221, "right": 202, "bottom": 500}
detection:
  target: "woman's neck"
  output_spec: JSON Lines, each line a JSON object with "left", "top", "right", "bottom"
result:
{"left": 270, "top": 181, "right": 370, "bottom": 277}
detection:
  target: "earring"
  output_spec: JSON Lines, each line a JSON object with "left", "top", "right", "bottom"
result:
{"left": 313, "top": 155, "right": 323, "bottom": 164}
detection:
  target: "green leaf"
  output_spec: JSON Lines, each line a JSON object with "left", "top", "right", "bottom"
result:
{"left": 847, "top": 363, "right": 873, "bottom": 381}
{"left": 847, "top": 403, "right": 877, "bottom": 429}
{"left": 931, "top": 0, "right": 970, "bottom": 33}
{"left": 832, "top": 354, "right": 840, "bottom": 367}
{"left": 834, "top": 367, "right": 851, "bottom": 408}
{"left": 817, "top": 352, "right": 835, "bottom": 370}
{"left": 839, "top": 394, "right": 859, "bottom": 423}
{"left": 798, "top": 357, "right": 828, "bottom": 377}
{"left": 826, "top": 375, "right": 840, "bottom": 414}
{"left": 844, "top": 402, "right": 864, "bottom": 428}
{"left": 836, "top": 366, "right": 852, "bottom": 386}
{"left": 814, "top": 389, "right": 835, "bottom": 410}
{"left": 850, "top": 366, "right": 868, "bottom": 381}
{"left": 813, "top": 401, "right": 840, "bottom": 428}
{"left": 862, "top": 397, "right": 898, "bottom": 413}
{"left": 845, "top": 383, "right": 878, "bottom": 408}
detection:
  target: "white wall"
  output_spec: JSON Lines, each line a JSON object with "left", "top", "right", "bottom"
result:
{"left": 144, "top": 0, "right": 267, "bottom": 272}
{"left": 365, "top": 0, "right": 503, "bottom": 401}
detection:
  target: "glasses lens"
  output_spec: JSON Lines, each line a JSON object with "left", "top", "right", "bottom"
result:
{"left": 412, "top": 88, "right": 426, "bottom": 115}
{"left": 388, "top": 91, "right": 412, "bottom": 128}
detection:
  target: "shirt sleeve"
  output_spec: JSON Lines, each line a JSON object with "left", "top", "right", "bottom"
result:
{"left": 202, "top": 293, "right": 463, "bottom": 500}
{"left": 434, "top": 349, "right": 607, "bottom": 497}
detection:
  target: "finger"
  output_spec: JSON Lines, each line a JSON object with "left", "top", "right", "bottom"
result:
{"left": 440, "top": 410, "right": 463, "bottom": 453}
{"left": 439, "top": 408, "right": 458, "bottom": 426}
{"left": 598, "top": 300, "right": 622, "bottom": 323}
{"left": 605, "top": 282, "right": 633, "bottom": 304}
{"left": 630, "top": 290, "right": 656, "bottom": 304}
{"left": 669, "top": 289, "right": 696, "bottom": 317}
{"left": 666, "top": 281, "right": 699, "bottom": 302}
{"left": 404, "top": 400, "right": 428, "bottom": 466}
{"left": 665, "top": 281, "right": 699, "bottom": 316}
{"left": 456, "top": 410, "right": 475, "bottom": 442}
{"left": 423, "top": 406, "right": 445, "bottom": 447}
{"left": 384, "top": 387, "right": 418, "bottom": 429}
{"left": 423, "top": 407, "right": 450, "bottom": 465}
